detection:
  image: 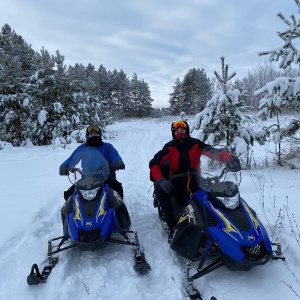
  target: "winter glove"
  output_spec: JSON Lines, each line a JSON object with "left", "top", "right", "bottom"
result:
{"left": 59, "top": 164, "right": 69, "bottom": 176}
{"left": 156, "top": 178, "right": 173, "bottom": 194}
{"left": 115, "top": 160, "right": 125, "bottom": 170}
{"left": 227, "top": 156, "right": 241, "bottom": 172}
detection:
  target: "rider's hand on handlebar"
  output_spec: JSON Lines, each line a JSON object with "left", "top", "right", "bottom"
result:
{"left": 115, "top": 160, "right": 125, "bottom": 170}
{"left": 59, "top": 165, "right": 69, "bottom": 176}
{"left": 156, "top": 178, "right": 173, "bottom": 194}
{"left": 227, "top": 156, "right": 241, "bottom": 172}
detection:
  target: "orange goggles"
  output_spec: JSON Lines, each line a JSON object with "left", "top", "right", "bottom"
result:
{"left": 87, "top": 125, "right": 100, "bottom": 134}
{"left": 171, "top": 121, "right": 187, "bottom": 131}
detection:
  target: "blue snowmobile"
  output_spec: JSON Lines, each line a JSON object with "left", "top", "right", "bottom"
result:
{"left": 153, "top": 160, "right": 285, "bottom": 300}
{"left": 27, "top": 159, "right": 151, "bottom": 284}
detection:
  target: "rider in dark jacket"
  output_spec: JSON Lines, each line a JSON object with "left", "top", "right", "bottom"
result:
{"left": 149, "top": 120, "right": 240, "bottom": 236}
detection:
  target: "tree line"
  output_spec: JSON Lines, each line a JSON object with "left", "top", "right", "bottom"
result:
{"left": 2, "top": 0, "right": 300, "bottom": 155}
{"left": 0, "top": 24, "right": 153, "bottom": 146}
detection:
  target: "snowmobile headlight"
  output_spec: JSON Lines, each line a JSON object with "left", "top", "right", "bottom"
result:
{"left": 217, "top": 193, "right": 240, "bottom": 210}
{"left": 79, "top": 187, "right": 101, "bottom": 201}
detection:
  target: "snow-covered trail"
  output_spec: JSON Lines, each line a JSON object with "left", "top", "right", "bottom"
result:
{"left": 0, "top": 118, "right": 299, "bottom": 300}
{"left": 0, "top": 118, "right": 186, "bottom": 300}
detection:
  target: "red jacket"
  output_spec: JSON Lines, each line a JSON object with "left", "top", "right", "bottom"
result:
{"left": 149, "top": 137, "right": 231, "bottom": 182}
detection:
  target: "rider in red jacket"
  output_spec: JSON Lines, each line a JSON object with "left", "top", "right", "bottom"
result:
{"left": 149, "top": 120, "right": 240, "bottom": 237}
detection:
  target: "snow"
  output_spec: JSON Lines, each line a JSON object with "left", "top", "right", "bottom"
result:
{"left": 0, "top": 117, "right": 300, "bottom": 300}
{"left": 22, "top": 98, "right": 29, "bottom": 108}
{"left": 38, "top": 109, "right": 48, "bottom": 126}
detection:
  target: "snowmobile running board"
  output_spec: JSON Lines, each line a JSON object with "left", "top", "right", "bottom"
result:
{"left": 27, "top": 230, "right": 150, "bottom": 285}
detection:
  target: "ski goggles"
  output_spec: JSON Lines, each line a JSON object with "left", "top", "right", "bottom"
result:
{"left": 171, "top": 121, "right": 187, "bottom": 131}
{"left": 86, "top": 125, "right": 100, "bottom": 134}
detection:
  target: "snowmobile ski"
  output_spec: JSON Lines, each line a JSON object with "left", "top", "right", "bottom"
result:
{"left": 27, "top": 239, "right": 59, "bottom": 285}
{"left": 27, "top": 229, "right": 150, "bottom": 284}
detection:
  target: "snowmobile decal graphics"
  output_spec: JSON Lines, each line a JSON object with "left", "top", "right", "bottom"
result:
{"left": 73, "top": 196, "right": 83, "bottom": 225}
{"left": 209, "top": 202, "right": 242, "bottom": 241}
{"left": 242, "top": 200, "right": 259, "bottom": 234}
{"left": 96, "top": 190, "right": 107, "bottom": 222}
{"left": 178, "top": 204, "right": 196, "bottom": 224}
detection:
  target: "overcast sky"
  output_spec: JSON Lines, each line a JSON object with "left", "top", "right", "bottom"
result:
{"left": 1, "top": 0, "right": 298, "bottom": 107}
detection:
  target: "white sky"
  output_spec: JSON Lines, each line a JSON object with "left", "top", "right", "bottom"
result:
{"left": 0, "top": 0, "right": 298, "bottom": 107}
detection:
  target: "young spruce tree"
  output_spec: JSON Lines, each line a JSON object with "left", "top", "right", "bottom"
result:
{"left": 192, "top": 57, "right": 265, "bottom": 167}
{"left": 255, "top": 0, "right": 300, "bottom": 166}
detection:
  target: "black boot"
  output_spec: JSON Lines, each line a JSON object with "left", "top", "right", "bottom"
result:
{"left": 63, "top": 191, "right": 68, "bottom": 201}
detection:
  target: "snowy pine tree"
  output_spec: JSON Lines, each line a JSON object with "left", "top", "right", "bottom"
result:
{"left": 28, "top": 48, "right": 65, "bottom": 145}
{"left": 170, "top": 68, "right": 212, "bottom": 115}
{"left": 192, "top": 57, "right": 265, "bottom": 166}
{"left": 169, "top": 78, "right": 184, "bottom": 115}
{"left": 127, "top": 73, "right": 153, "bottom": 118}
{"left": 256, "top": 0, "right": 300, "bottom": 165}
{"left": 0, "top": 24, "right": 155, "bottom": 146}
{"left": 0, "top": 24, "right": 34, "bottom": 145}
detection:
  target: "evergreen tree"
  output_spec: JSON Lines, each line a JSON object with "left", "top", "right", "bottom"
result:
{"left": 196, "top": 68, "right": 212, "bottom": 112}
{"left": 192, "top": 57, "right": 265, "bottom": 166}
{"left": 256, "top": 0, "right": 300, "bottom": 165}
{"left": 106, "top": 69, "right": 118, "bottom": 114}
{"left": 85, "top": 63, "right": 97, "bottom": 95}
{"left": 0, "top": 23, "right": 155, "bottom": 146}
{"left": 232, "top": 79, "right": 249, "bottom": 111}
{"left": 136, "top": 79, "right": 153, "bottom": 117}
{"left": 128, "top": 73, "right": 153, "bottom": 117}
{"left": 116, "top": 69, "right": 130, "bottom": 118}
{"left": 181, "top": 68, "right": 197, "bottom": 113}
{"left": 96, "top": 64, "right": 110, "bottom": 102}
{"left": 169, "top": 78, "right": 184, "bottom": 115}
{"left": 68, "top": 63, "right": 87, "bottom": 93}
{"left": 169, "top": 68, "right": 212, "bottom": 115}
{"left": 66, "top": 63, "right": 113, "bottom": 132}
{"left": 0, "top": 25, "right": 34, "bottom": 145}
{"left": 28, "top": 48, "right": 61, "bottom": 145}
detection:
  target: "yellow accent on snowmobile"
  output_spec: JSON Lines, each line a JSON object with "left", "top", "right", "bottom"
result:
{"left": 73, "top": 196, "right": 83, "bottom": 225}
{"left": 209, "top": 202, "right": 242, "bottom": 241}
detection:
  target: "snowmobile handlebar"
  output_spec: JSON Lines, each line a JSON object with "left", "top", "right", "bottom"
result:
{"left": 71, "top": 165, "right": 119, "bottom": 174}
{"left": 72, "top": 167, "right": 82, "bottom": 174}
{"left": 168, "top": 166, "right": 233, "bottom": 188}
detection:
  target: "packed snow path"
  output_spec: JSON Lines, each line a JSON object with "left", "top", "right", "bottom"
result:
{"left": 0, "top": 118, "right": 299, "bottom": 300}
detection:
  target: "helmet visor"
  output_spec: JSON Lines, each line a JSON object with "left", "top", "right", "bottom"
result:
{"left": 171, "top": 121, "right": 187, "bottom": 131}
{"left": 87, "top": 125, "right": 100, "bottom": 134}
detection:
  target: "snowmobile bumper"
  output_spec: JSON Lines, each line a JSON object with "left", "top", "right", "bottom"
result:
{"left": 218, "top": 250, "right": 272, "bottom": 271}
{"left": 76, "top": 237, "right": 106, "bottom": 251}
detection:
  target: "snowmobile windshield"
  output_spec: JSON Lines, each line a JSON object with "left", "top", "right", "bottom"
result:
{"left": 68, "top": 146, "right": 110, "bottom": 183}
{"left": 75, "top": 174, "right": 104, "bottom": 190}
{"left": 193, "top": 166, "right": 241, "bottom": 210}
{"left": 196, "top": 145, "right": 242, "bottom": 190}
{"left": 195, "top": 167, "right": 241, "bottom": 191}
